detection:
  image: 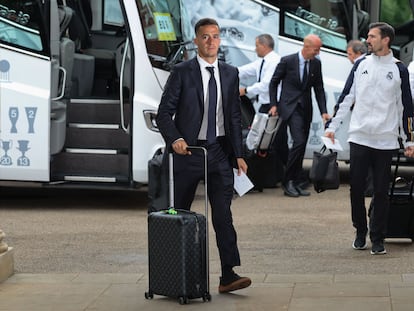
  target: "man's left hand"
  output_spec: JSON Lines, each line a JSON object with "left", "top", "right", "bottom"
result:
{"left": 236, "top": 158, "right": 248, "bottom": 175}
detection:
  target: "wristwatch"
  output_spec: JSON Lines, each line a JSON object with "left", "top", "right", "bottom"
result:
{"left": 244, "top": 87, "right": 248, "bottom": 94}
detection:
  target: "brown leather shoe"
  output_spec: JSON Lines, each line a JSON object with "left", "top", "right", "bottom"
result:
{"left": 218, "top": 274, "right": 252, "bottom": 293}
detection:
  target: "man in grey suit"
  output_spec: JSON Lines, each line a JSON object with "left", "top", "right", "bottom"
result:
{"left": 156, "top": 18, "right": 251, "bottom": 293}
{"left": 269, "top": 34, "right": 330, "bottom": 197}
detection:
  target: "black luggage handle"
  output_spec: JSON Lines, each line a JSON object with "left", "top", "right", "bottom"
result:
{"left": 168, "top": 146, "right": 208, "bottom": 210}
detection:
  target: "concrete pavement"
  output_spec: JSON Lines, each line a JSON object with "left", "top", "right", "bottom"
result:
{"left": 2, "top": 162, "right": 414, "bottom": 310}
{"left": 1, "top": 272, "right": 414, "bottom": 310}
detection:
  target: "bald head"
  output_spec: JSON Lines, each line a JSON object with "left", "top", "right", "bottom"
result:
{"left": 304, "top": 34, "right": 322, "bottom": 45}
{"left": 302, "top": 34, "right": 322, "bottom": 60}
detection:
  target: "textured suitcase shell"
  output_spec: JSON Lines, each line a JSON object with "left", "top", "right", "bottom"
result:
{"left": 147, "top": 210, "right": 207, "bottom": 300}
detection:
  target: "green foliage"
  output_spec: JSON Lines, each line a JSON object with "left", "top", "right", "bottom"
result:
{"left": 380, "top": 0, "right": 413, "bottom": 27}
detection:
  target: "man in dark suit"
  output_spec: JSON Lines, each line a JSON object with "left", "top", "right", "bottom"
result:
{"left": 269, "top": 34, "right": 330, "bottom": 197}
{"left": 156, "top": 18, "right": 251, "bottom": 293}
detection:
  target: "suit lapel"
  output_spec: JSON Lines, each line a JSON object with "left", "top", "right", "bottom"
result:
{"left": 188, "top": 58, "right": 204, "bottom": 112}
{"left": 218, "top": 61, "right": 227, "bottom": 111}
{"left": 295, "top": 54, "right": 301, "bottom": 85}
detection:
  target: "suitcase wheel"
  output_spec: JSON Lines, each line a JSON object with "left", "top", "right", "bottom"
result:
{"left": 144, "top": 291, "right": 153, "bottom": 300}
{"left": 178, "top": 296, "right": 189, "bottom": 305}
{"left": 203, "top": 292, "right": 212, "bottom": 302}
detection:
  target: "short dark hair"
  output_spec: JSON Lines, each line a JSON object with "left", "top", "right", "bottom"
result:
{"left": 194, "top": 18, "right": 219, "bottom": 35}
{"left": 369, "top": 22, "right": 395, "bottom": 48}
{"left": 257, "top": 34, "right": 275, "bottom": 50}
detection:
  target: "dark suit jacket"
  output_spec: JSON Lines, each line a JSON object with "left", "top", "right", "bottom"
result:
{"left": 156, "top": 57, "right": 243, "bottom": 160}
{"left": 269, "top": 53, "right": 327, "bottom": 123}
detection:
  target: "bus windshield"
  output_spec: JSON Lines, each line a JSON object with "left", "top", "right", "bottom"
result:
{"left": 136, "top": 0, "right": 354, "bottom": 69}
{"left": 136, "top": 0, "right": 183, "bottom": 69}
{"left": 135, "top": 0, "right": 414, "bottom": 66}
{"left": 136, "top": 0, "right": 280, "bottom": 69}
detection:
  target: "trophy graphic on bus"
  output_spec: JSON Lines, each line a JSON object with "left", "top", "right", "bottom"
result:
{"left": 0, "top": 139, "right": 13, "bottom": 166}
{"left": 309, "top": 121, "right": 322, "bottom": 145}
{"left": 9, "top": 107, "right": 19, "bottom": 133}
{"left": 0, "top": 59, "right": 10, "bottom": 82}
{"left": 25, "top": 107, "right": 37, "bottom": 133}
{"left": 17, "top": 140, "right": 30, "bottom": 166}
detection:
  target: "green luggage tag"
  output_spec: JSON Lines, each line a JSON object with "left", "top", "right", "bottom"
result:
{"left": 167, "top": 208, "right": 177, "bottom": 215}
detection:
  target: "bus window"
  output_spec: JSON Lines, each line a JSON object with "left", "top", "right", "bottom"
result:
{"left": 136, "top": 0, "right": 184, "bottom": 70}
{"left": 104, "top": 0, "right": 124, "bottom": 27}
{"left": 278, "top": 0, "right": 349, "bottom": 52}
{"left": 0, "top": 0, "right": 47, "bottom": 54}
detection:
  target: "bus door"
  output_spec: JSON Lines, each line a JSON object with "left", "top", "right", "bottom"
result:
{"left": 0, "top": 0, "right": 55, "bottom": 181}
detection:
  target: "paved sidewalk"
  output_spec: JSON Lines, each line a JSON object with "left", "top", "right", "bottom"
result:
{"left": 2, "top": 163, "right": 414, "bottom": 310}
{"left": 1, "top": 272, "right": 414, "bottom": 310}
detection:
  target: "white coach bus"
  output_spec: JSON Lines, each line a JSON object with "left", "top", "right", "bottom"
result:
{"left": 0, "top": 0, "right": 413, "bottom": 189}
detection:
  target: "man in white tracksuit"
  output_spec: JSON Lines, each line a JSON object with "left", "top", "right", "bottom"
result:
{"left": 325, "top": 22, "right": 414, "bottom": 255}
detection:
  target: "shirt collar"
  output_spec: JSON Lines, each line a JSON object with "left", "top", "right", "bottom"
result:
{"left": 197, "top": 55, "right": 218, "bottom": 70}
{"left": 262, "top": 51, "right": 273, "bottom": 61}
{"left": 298, "top": 52, "right": 307, "bottom": 64}
{"left": 355, "top": 53, "right": 366, "bottom": 62}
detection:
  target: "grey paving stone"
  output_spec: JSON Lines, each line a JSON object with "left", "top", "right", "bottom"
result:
{"left": 292, "top": 282, "right": 390, "bottom": 298}
{"left": 0, "top": 282, "right": 108, "bottom": 311}
{"left": 288, "top": 297, "right": 391, "bottom": 311}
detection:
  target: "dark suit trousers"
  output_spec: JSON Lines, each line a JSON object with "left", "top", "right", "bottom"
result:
{"left": 284, "top": 105, "right": 310, "bottom": 183}
{"left": 173, "top": 142, "right": 241, "bottom": 270}
{"left": 349, "top": 142, "right": 395, "bottom": 243}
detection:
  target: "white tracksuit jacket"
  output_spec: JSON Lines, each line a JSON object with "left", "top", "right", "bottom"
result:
{"left": 326, "top": 51, "right": 414, "bottom": 150}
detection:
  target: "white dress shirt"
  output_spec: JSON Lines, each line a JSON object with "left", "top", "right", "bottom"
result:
{"left": 238, "top": 50, "right": 280, "bottom": 105}
{"left": 197, "top": 55, "right": 225, "bottom": 140}
{"left": 298, "top": 52, "right": 308, "bottom": 81}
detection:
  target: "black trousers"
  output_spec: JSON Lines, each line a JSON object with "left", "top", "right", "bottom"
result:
{"left": 349, "top": 142, "right": 396, "bottom": 242}
{"left": 284, "top": 106, "right": 310, "bottom": 183}
{"left": 173, "top": 141, "right": 241, "bottom": 271}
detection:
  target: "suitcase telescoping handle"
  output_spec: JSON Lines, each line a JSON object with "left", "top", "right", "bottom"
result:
{"left": 168, "top": 146, "right": 209, "bottom": 292}
{"left": 168, "top": 146, "right": 208, "bottom": 216}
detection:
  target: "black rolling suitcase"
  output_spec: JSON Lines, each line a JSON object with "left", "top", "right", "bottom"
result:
{"left": 385, "top": 151, "right": 414, "bottom": 240}
{"left": 145, "top": 147, "right": 211, "bottom": 304}
{"left": 245, "top": 151, "right": 283, "bottom": 191}
{"left": 243, "top": 129, "right": 283, "bottom": 191}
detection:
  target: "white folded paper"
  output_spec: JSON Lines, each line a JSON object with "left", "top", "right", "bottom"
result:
{"left": 321, "top": 136, "right": 344, "bottom": 151}
{"left": 233, "top": 169, "right": 254, "bottom": 197}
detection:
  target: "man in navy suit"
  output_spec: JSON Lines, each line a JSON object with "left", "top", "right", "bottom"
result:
{"left": 156, "top": 18, "right": 251, "bottom": 293}
{"left": 269, "top": 34, "right": 330, "bottom": 197}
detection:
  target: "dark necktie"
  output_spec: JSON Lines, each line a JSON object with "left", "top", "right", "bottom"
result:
{"left": 258, "top": 59, "right": 265, "bottom": 82}
{"left": 256, "top": 59, "right": 265, "bottom": 102}
{"left": 206, "top": 67, "right": 217, "bottom": 144}
{"left": 302, "top": 60, "right": 308, "bottom": 86}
